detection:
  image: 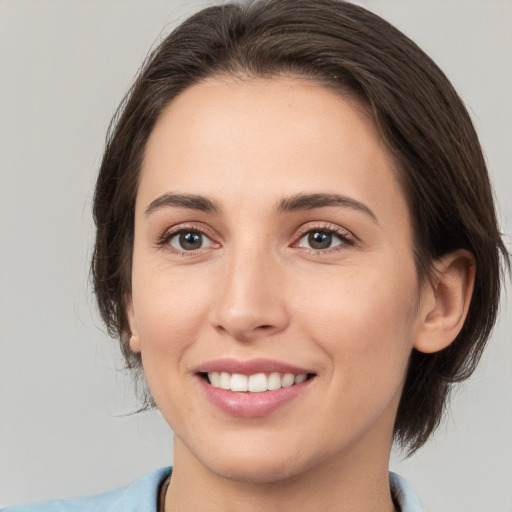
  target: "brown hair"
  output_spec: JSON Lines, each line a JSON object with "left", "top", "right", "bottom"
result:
{"left": 92, "top": 0, "right": 509, "bottom": 453}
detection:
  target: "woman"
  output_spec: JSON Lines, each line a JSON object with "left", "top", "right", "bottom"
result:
{"left": 3, "top": 0, "right": 509, "bottom": 511}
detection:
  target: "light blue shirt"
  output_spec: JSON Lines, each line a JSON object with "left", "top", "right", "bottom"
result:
{"left": 2, "top": 468, "right": 423, "bottom": 512}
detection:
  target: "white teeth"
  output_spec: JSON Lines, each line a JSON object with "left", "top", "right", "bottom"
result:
{"left": 230, "top": 373, "right": 248, "bottom": 392}
{"left": 207, "top": 371, "right": 310, "bottom": 392}
{"left": 267, "top": 372, "right": 282, "bottom": 390}
{"left": 281, "top": 373, "right": 295, "bottom": 388}
{"left": 248, "top": 373, "right": 268, "bottom": 392}
{"left": 219, "top": 372, "right": 231, "bottom": 390}
{"left": 294, "top": 373, "right": 307, "bottom": 384}
{"left": 209, "top": 371, "right": 220, "bottom": 387}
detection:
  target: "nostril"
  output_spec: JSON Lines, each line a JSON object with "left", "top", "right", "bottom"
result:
{"left": 211, "top": 304, "right": 289, "bottom": 340}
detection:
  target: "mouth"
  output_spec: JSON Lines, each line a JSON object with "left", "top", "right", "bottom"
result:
{"left": 194, "top": 358, "right": 316, "bottom": 417}
{"left": 199, "top": 371, "right": 315, "bottom": 393}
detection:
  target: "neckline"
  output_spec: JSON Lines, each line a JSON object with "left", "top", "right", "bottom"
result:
{"left": 158, "top": 474, "right": 172, "bottom": 512}
{"left": 158, "top": 471, "right": 405, "bottom": 512}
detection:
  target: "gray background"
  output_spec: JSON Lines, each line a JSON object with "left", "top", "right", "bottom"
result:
{"left": 1, "top": 1, "right": 511, "bottom": 510}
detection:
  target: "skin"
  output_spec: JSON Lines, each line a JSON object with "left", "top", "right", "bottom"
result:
{"left": 127, "top": 77, "right": 474, "bottom": 512}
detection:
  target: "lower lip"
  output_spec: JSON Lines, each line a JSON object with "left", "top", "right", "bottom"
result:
{"left": 198, "top": 377, "right": 313, "bottom": 418}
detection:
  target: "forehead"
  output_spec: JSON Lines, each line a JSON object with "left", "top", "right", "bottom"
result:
{"left": 139, "top": 77, "right": 409, "bottom": 231}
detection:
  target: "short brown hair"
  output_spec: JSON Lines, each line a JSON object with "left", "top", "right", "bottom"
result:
{"left": 92, "top": 0, "right": 509, "bottom": 453}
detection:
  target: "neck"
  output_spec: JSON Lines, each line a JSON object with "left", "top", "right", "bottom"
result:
{"left": 165, "top": 436, "right": 397, "bottom": 512}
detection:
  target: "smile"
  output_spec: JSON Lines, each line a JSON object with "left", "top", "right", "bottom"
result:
{"left": 195, "top": 358, "right": 316, "bottom": 417}
{"left": 206, "top": 371, "right": 309, "bottom": 392}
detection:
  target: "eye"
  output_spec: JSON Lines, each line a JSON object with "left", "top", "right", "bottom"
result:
{"left": 168, "top": 230, "right": 212, "bottom": 251}
{"left": 296, "top": 229, "right": 349, "bottom": 251}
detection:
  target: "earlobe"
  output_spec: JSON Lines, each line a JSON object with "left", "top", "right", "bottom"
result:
{"left": 129, "top": 333, "right": 141, "bottom": 354}
{"left": 414, "top": 250, "right": 475, "bottom": 354}
{"left": 126, "top": 300, "right": 141, "bottom": 354}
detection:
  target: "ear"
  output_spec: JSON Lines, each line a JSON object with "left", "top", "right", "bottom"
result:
{"left": 126, "top": 298, "right": 141, "bottom": 354}
{"left": 414, "top": 250, "right": 475, "bottom": 354}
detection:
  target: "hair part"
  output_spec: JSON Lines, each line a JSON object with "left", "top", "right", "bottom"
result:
{"left": 92, "top": 0, "right": 510, "bottom": 453}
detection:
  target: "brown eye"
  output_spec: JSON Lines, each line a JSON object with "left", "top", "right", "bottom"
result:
{"left": 308, "top": 231, "right": 332, "bottom": 249}
{"left": 170, "top": 230, "right": 207, "bottom": 251}
{"left": 297, "top": 230, "right": 344, "bottom": 250}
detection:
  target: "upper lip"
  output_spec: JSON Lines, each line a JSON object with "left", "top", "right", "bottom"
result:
{"left": 195, "top": 358, "right": 313, "bottom": 375}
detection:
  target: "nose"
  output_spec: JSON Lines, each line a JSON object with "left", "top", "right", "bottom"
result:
{"left": 210, "top": 245, "right": 289, "bottom": 342}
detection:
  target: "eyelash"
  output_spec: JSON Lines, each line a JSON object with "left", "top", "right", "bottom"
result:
{"left": 156, "top": 224, "right": 219, "bottom": 256}
{"left": 291, "top": 222, "right": 354, "bottom": 254}
{"left": 156, "top": 222, "right": 354, "bottom": 256}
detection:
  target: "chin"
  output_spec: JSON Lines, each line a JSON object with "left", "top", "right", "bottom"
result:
{"left": 204, "top": 456, "right": 309, "bottom": 485}
{"left": 183, "top": 432, "right": 328, "bottom": 486}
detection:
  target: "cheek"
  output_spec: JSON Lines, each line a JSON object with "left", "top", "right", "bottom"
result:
{"left": 130, "top": 266, "right": 214, "bottom": 405}
{"left": 130, "top": 273, "right": 212, "bottom": 423}
{"left": 132, "top": 265, "right": 211, "bottom": 345}
{"left": 292, "top": 264, "right": 419, "bottom": 383}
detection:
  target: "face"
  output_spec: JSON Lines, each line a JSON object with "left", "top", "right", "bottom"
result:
{"left": 128, "top": 77, "right": 427, "bottom": 483}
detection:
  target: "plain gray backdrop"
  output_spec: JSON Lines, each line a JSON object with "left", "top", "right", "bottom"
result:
{"left": 1, "top": 1, "right": 511, "bottom": 510}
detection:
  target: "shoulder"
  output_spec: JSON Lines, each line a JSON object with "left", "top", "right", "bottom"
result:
{"left": 389, "top": 472, "right": 424, "bottom": 512}
{"left": 2, "top": 467, "right": 172, "bottom": 512}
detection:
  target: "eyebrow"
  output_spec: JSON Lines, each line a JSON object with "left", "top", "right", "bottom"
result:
{"left": 276, "top": 193, "right": 378, "bottom": 223}
{"left": 144, "top": 191, "right": 377, "bottom": 223}
{"left": 145, "top": 193, "right": 222, "bottom": 216}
